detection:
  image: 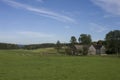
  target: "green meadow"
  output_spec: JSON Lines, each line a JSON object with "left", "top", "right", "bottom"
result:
{"left": 0, "top": 49, "right": 120, "bottom": 80}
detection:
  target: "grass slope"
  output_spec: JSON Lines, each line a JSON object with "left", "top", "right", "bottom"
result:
{"left": 0, "top": 50, "right": 120, "bottom": 80}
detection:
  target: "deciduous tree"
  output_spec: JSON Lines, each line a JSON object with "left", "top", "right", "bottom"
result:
{"left": 78, "top": 34, "right": 92, "bottom": 44}
{"left": 55, "top": 40, "right": 62, "bottom": 52}
{"left": 70, "top": 36, "right": 77, "bottom": 44}
{"left": 105, "top": 30, "right": 120, "bottom": 55}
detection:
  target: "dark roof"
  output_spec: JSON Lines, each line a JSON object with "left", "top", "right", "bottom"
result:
{"left": 74, "top": 45, "right": 83, "bottom": 50}
{"left": 94, "top": 44, "right": 102, "bottom": 49}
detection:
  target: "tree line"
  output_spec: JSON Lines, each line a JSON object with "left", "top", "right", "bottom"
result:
{"left": 0, "top": 30, "right": 120, "bottom": 54}
{"left": 0, "top": 43, "right": 19, "bottom": 49}
{"left": 23, "top": 43, "right": 56, "bottom": 50}
{"left": 56, "top": 30, "right": 120, "bottom": 54}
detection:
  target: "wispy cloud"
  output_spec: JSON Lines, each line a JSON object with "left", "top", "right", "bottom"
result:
{"left": 91, "top": 0, "right": 120, "bottom": 16}
{"left": 89, "top": 23, "right": 108, "bottom": 33}
{"left": 2, "top": 0, "right": 75, "bottom": 23}
{"left": 0, "top": 31, "right": 56, "bottom": 44}
{"left": 64, "top": 26, "right": 70, "bottom": 29}
{"left": 18, "top": 31, "right": 55, "bottom": 38}
{"left": 36, "top": 0, "right": 44, "bottom": 3}
{"left": 0, "top": 31, "right": 55, "bottom": 38}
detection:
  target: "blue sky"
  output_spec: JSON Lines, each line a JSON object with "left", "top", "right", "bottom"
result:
{"left": 0, "top": 0, "right": 120, "bottom": 44}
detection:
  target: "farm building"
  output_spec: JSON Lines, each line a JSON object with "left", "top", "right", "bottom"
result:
{"left": 69, "top": 43, "right": 106, "bottom": 55}
{"left": 88, "top": 45, "right": 106, "bottom": 55}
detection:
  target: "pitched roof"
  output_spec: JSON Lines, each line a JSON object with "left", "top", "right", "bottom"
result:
{"left": 74, "top": 45, "right": 83, "bottom": 50}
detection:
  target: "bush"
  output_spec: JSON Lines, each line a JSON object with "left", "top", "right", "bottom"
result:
{"left": 83, "top": 46, "right": 88, "bottom": 55}
{"left": 65, "top": 47, "right": 72, "bottom": 55}
{"left": 76, "top": 49, "right": 83, "bottom": 55}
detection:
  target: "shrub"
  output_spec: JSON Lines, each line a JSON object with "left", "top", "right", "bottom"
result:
{"left": 83, "top": 46, "right": 88, "bottom": 55}
{"left": 65, "top": 47, "right": 72, "bottom": 55}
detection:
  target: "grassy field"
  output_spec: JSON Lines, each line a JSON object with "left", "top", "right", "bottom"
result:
{"left": 0, "top": 50, "right": 120, "bottom": 80}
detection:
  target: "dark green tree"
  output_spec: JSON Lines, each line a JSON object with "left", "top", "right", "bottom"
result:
{"left": 79, "top": 34, "right": 92, "bottom": 44}
{"left": 55, "top": 40, "right": 62, "bottom": 52}
{"left": 69, "top": 36, "right": 77, "bottom": 55}
{"left": 70, "top": 36, "right": 77, "bottom": 44}
{"left": 0, "top": 43, "right": 19, "bottom": 49}
{"left": 105, "top": 30, "right": 120, "bottom": 55}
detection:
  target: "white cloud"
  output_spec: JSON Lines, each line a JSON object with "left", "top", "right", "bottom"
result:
{"left": 103, "top": 14, "right": 116, "bottom": 18}
{"left": 36, "top": 0, "right": 44, "bottom": 3}
{"left": 0, "top": 31, "right": 55, "bottom": 44}
{"left": 0, "top": 31, "right": 55, "bottom": 38}
{"left": 91, "top": 0, "right": 120, "bottom": 15}
{"left": 89, "top": 23, "right": 108, "bottom": 33}
{"left": 64, "top": 26, "right": 70, "bottom": 29}
{"left": 18, "top": 31, "right": 55, "bottom": 38}
{"left": 2, "top": 0, "right": 75, "bottom": 23}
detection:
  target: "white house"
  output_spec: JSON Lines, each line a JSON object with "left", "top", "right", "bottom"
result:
{"left": 88, "top": 45, "right": 106, "bottom": 55}
{"left": 88, "top": 45, "right": 96, "bottom": 55}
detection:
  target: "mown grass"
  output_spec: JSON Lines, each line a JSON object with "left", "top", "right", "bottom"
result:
{"left": 0, "top": 50, "right": 120, "bottom": 80}
{"left": 32, "top": 47, "right": 65, "bottom": 55}
{"left": 32, "top": 48, "right": 57, "bottom": 54}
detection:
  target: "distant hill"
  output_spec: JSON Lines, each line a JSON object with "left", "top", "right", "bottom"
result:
{"left": 17, "top": 44, "right": 25, "bottom": 48}
{"left": 0, "top": 43, "right": 19, "bottom": 49}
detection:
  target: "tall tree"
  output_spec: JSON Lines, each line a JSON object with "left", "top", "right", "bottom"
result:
{"left": 105, "top": 30, "right": 120, "bottom": 55}
{"left": 70, "top": 36, "right": 77, "bottom": 44}
{"left": 55, "top": 40, "right": 62, "bottom": 52}
{"left": 69, "top": 36, "right": 77, "bottom": 55}
{"left": 79, "top": 34, "right": 92, "bottom": 44}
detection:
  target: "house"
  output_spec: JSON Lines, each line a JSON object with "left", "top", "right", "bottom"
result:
{"left": 88, "top": 45, "right": 96, "bottom": 55}
{"left": 74, "top": 45, "right": 84, "bottom": 55}
{"left": 88, "top": 44, "right": 106, "bottom": 55}
{"left": 71, "top": 45, "right": 89, "bottom": 55}
{"left": 100, "top": 46, "right": 106, "bottom": 54}
{"left": 68, "top": 41, "right": 106, "bottom": 55}
{"left": 67, "top": 44, "right": 84, "bottom": 55}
